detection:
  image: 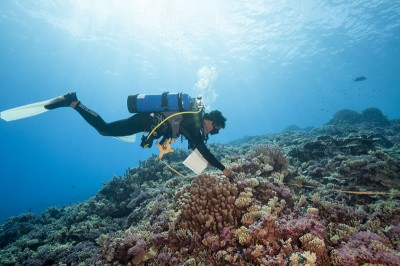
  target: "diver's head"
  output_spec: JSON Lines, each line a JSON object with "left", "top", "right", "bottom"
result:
{"left": 203, "top": 110, "right": 226, "bottom": 135}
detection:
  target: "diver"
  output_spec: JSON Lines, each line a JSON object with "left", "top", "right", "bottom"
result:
{"left": 44, "top": 92, "right": 235, "bottom": 179}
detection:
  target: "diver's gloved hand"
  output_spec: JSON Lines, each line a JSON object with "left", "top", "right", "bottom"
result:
{"left": 140, "top": 135, "right": 154, "bottom": 148}
{"left": 223, "top": 168, "right": 235, "bottom": 181}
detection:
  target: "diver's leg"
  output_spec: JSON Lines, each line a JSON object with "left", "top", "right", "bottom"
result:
{"left": 72, "top": 101, "right": 152, "bottom": 136}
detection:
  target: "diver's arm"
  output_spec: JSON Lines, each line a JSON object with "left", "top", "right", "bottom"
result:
{"left": 192, "top": 138, "right": 235, "bottom": 178}
{"left": 180, "top": 116, "right": 234, "bottom": 178}
{"left": 193, "top": 139, "right": 226, "bottom": 171}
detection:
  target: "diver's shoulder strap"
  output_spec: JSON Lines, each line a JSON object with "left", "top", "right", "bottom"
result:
{"left": 161, "top": 111, "right": 183, "bottom": 138}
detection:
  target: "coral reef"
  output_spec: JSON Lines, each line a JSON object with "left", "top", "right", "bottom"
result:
{"left": 0, "top": 107, "right": 399, "bottom": 265}
{"left": 328, "top": 109, "right": 362, "bottom": 125}
{"left": 327, "top": 107, "right": 390, "bottom": 126}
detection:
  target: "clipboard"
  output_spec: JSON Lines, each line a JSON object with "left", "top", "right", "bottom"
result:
{"left": 183, "top": 148, "right": 208, "bottom": 174}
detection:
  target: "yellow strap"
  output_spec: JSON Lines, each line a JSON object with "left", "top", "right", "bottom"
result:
{"left": 331, "top": 189, "right": 395, "bottom": 195}
{"left": 155, "top": 138, "right": 186, "bottom": 177}
{"left": 290, "top": 184, "right": 397, "bottom": 195}
{"left": 160, "top": 158, "right": 186, "bottom": 177}
{"left": 153, "top": 167, "right": 396, "bottom": 195}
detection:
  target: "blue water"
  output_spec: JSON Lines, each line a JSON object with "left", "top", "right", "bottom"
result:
{"left": 0, "top": 0, "right": 399, "bottom": 224}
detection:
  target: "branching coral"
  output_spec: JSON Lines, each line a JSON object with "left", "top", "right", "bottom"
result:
{"left": 302, "top": 251, "right": 317, "bottom": 266}
{"left": 235, "top": 226, "right": 252, "bottom": 245}
{"left": 299, "top": 233, "right": 326, "bottom": 256}
{"left": 250, "top": 145, "right": 288, "bottom": 172}
{"left": 329, "top": 223, "right": 357, "bottom": 244}
{"left": 235, "top": 188, "right": 253, "bottom": 208}
{"left": 230, "top": 144, "right": 288, "bottom": 176}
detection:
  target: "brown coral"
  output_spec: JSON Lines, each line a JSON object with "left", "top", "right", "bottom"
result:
{"left": 235, "top": 188, "right": 253, "bottom": 208}
{"left": 329, "top": 223, "right": 357, "bottom": 244}
{"left": 132, "top": 246, "right": 157, "bottom": 265}
{"left": 241, "top": 210, "right": 261, "bottom": 225}
{"left": 175, "top": 174, "right": 239, "bottom": 235}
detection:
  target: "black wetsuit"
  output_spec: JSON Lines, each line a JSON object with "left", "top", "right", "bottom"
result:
{"left": 74, "top": 102, "right": 226, "bottom": 171}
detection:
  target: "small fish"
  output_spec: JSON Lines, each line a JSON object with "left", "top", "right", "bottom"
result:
{"left": 353, "top": 76, "right": 367, "bottom": 82}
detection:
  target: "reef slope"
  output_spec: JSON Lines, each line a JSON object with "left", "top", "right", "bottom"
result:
{"left": 1, "top": 108, "right": 399, "bottom": 265}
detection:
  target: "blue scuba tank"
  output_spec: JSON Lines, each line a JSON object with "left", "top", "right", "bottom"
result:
{"left": 127, "top": 92, "right": 193, "bottom": 113}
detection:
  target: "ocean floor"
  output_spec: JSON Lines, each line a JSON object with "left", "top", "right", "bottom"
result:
{"left": 1, "top": 107, "right": 399, "bottom": 265}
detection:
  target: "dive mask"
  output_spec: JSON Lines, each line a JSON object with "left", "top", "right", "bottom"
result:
{"left": 209, "top": 123, "right": 221, "bottom": 135}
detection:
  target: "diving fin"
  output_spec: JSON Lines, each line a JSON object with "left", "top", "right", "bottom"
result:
{"left": 113, "top": 135, "right": 136, "bottom": 143}
{"left": 0, "top": 95, "right": 63, "bottom": 122}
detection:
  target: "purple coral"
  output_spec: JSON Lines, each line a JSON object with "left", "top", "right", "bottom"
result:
{"left": 149, "top": 233, "right": 166, "bottom": 245}
{"left": 127, "top": 239, "right": 146, "bottom": 257}
{"left": 318, "top": 201, "right": 367, "bottom": 224}
{"left": 267, "top": 183, "right": 292, "bottom": 199}
{"left": 157, "top": 252, "right": 169, "bottom": 264}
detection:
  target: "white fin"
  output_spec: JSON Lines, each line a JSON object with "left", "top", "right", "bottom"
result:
{"left": 0, "top": 96, "right": 62, "bottom": 121}
{"left": 113, "top": 135, "right": 136, "bottom": 143}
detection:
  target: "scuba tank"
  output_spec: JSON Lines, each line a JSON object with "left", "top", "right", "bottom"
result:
{"left": 127, "top": 92, "right": 193, "bottom": 113}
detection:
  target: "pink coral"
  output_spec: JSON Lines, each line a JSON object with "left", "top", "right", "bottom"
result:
{"left": 279, "top": 213, "right": 328, "bottom": 241}
{"left": 219, "top": 226, "right": 237, "bottom": 246}
{"left": 387, "top": 223, "right": 400, "bottom": 251}
{"left": 127, "top": 239, "right": 146, "bottom": 257}
{"left": 332, "top": 231, "right": 400, "bottom": 266}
